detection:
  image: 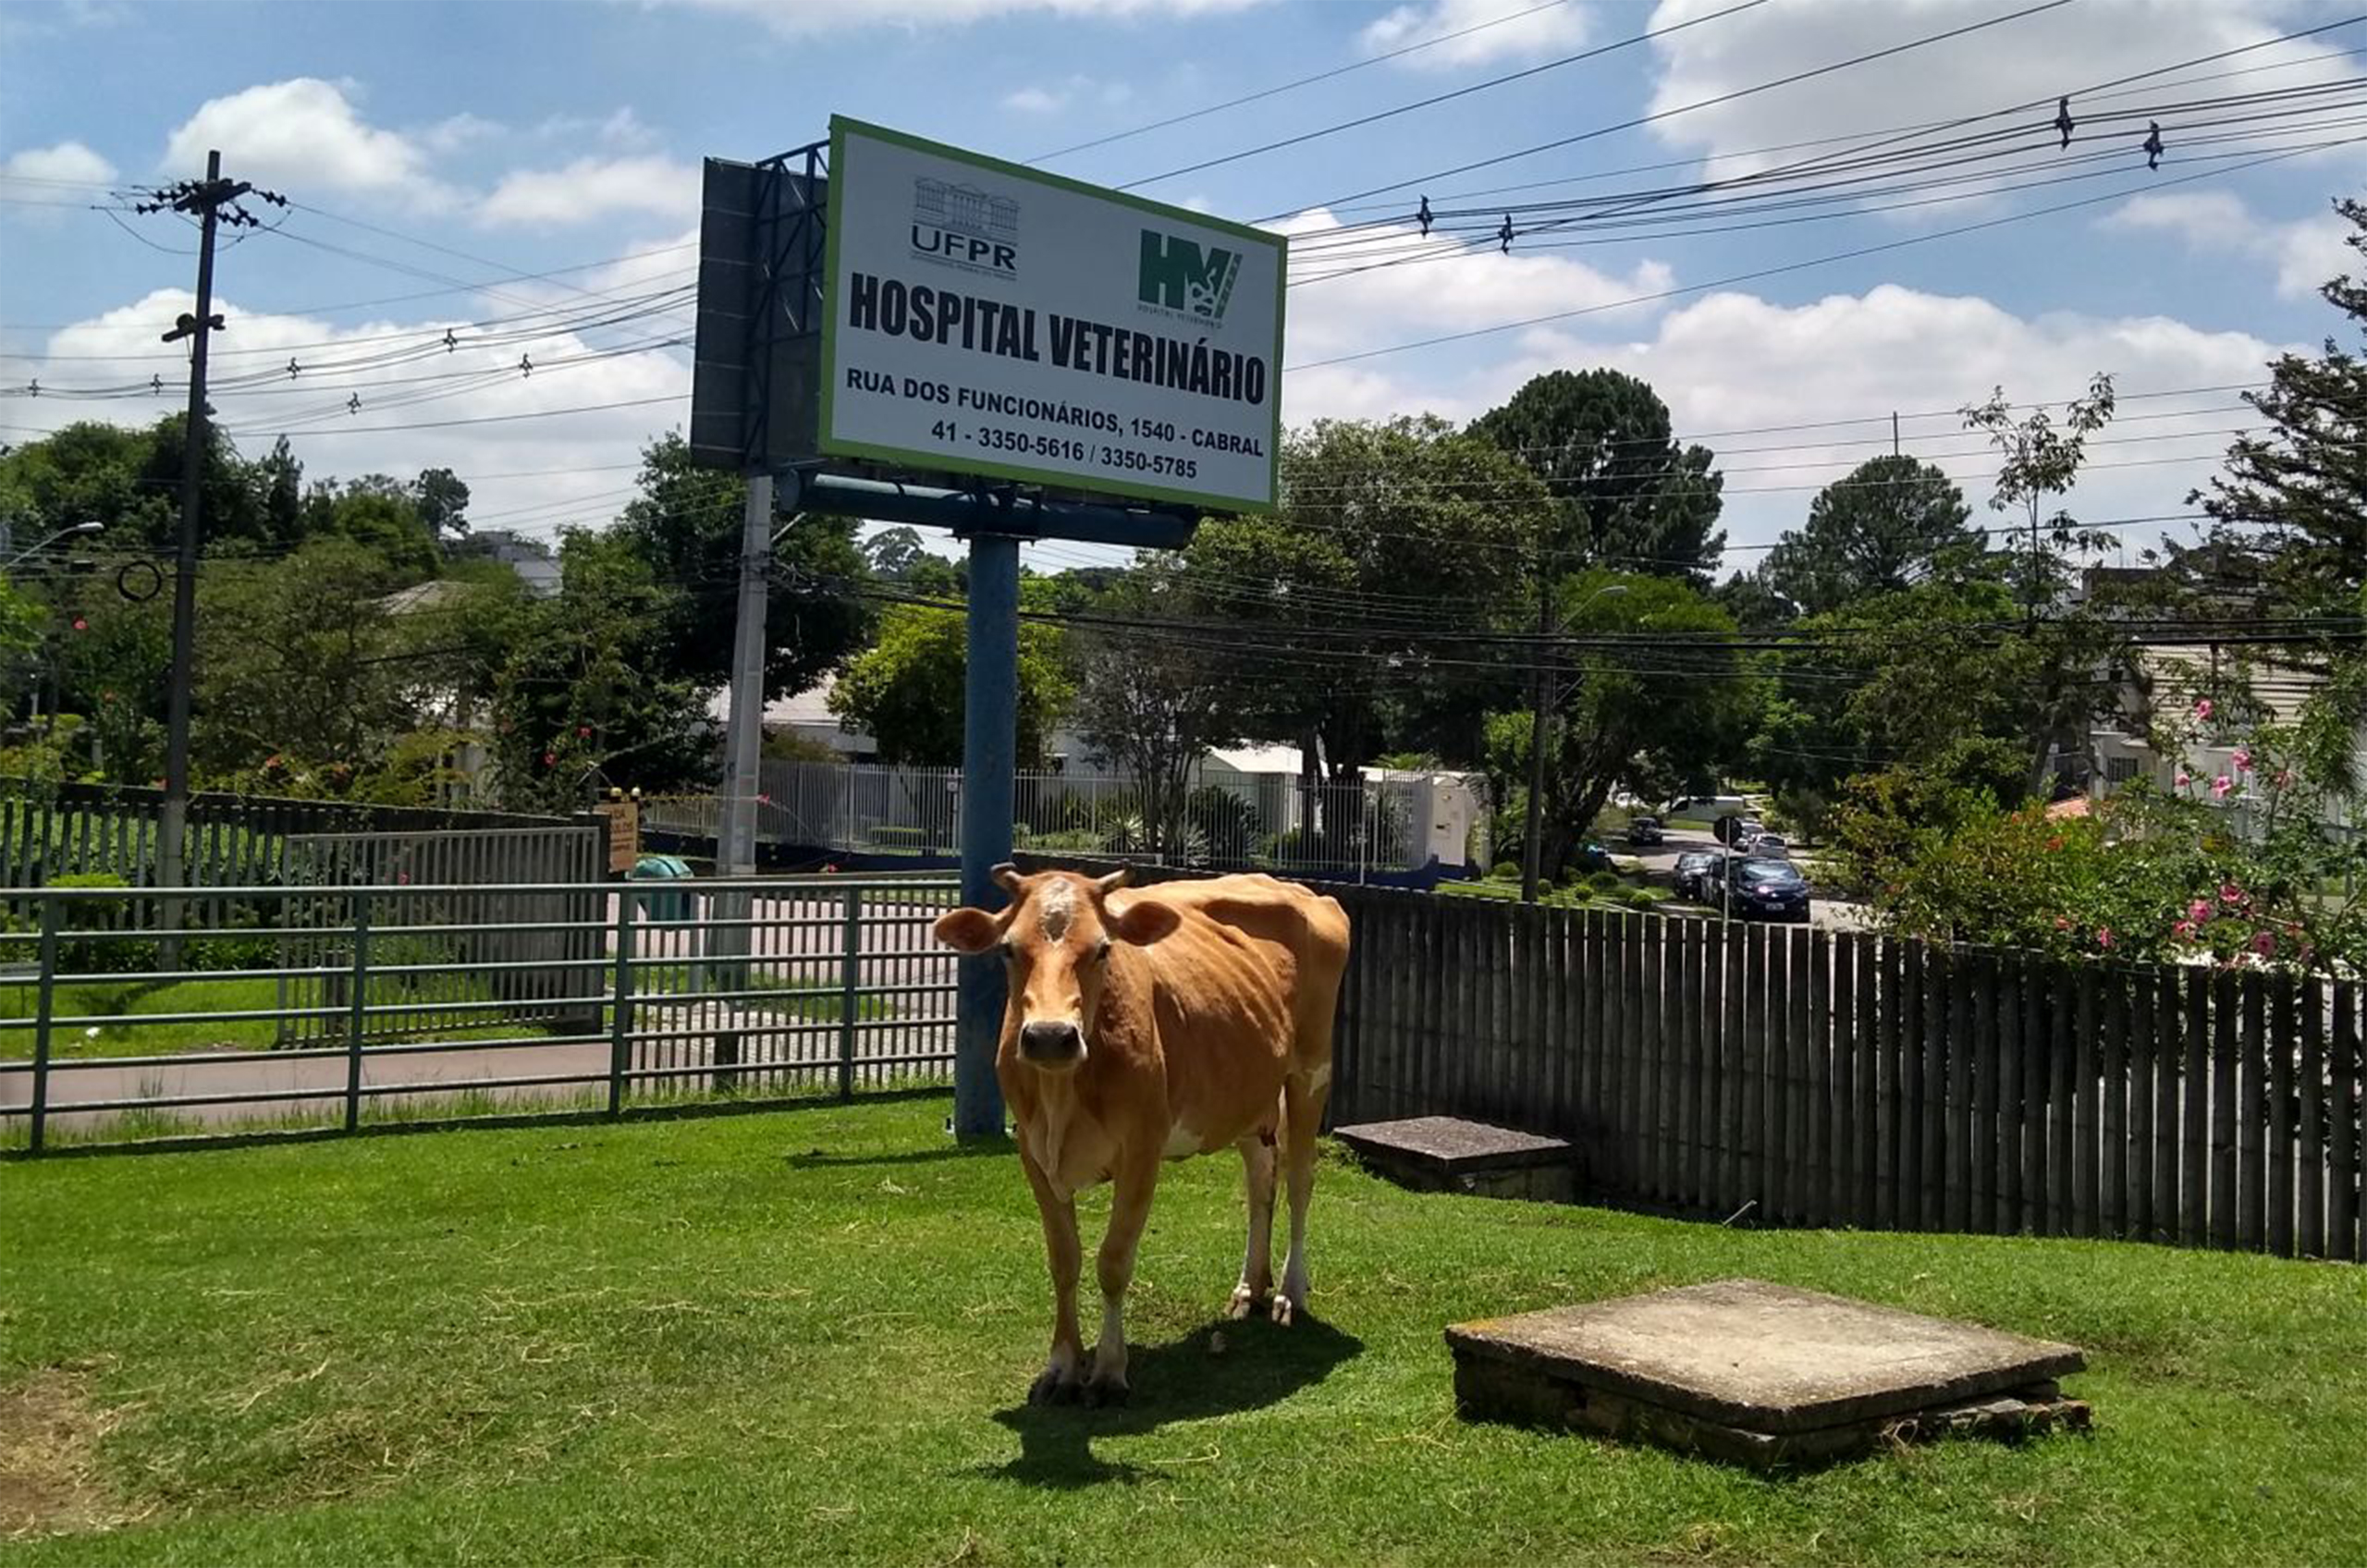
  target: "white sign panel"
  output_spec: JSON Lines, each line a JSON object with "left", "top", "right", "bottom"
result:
{"left": 820, "top": 116, "right": 1286, "bottom": 512}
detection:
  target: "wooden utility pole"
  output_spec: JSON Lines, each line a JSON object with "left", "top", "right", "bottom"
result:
{"left": 140, "top": 153, "right": 282, "bottom": 917}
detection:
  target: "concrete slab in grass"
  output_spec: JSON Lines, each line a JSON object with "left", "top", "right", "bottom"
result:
{"left": 1333, "top": 1116, "right": 1576, "bottom": 1202}
{"left": 1448, "top": 1278, "right": 2089, "bottom": 1468}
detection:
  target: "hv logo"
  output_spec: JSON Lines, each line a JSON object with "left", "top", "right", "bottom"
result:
{"left": 1137, "top": 230, "right": 1240, "bottom": 324}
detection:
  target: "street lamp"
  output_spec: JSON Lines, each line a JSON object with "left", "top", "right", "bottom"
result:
{"left": 1521, "top": 580, "right": 1629, "bottom": 905}
{"left": 1, "top": 521, "right": 102, "bottom": 571}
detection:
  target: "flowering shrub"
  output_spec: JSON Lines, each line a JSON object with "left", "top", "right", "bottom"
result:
{"left": 1832, "top": 698, "right": 2367, "bottom": 971}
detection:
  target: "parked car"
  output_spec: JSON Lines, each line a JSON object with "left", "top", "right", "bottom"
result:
{"left": 1570, "top": 839, "right": 1615, "bottom": 874}
{"left": 1724, "top": 857, "right": 1811, "bottom": 923}
{"left": 1748, "top": 832, "right": 1790, "bottom": 859}
{"left": 1714, "top": 814, "right": 1765, "bottom": 847}
{"left": 1626, "top": 815, "right": 1664, "bottom": 846}
{"left": 1674, "top": 850, "right": 1722, "bottom": 901}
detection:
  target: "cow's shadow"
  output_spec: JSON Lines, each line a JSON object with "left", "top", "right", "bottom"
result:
{"left": 977, "top": 1314, "right": 1363, "bottom": 1488}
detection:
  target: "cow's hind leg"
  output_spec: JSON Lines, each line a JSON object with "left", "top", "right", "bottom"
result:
{"left": 1272, "top": 1065, "right": 1331, "bottom": 1326}
{"left": 1227, "top": 1125, "right": 1278, "bottom": 1319}
{"left": 1020, "top": 1145, "right": 1085, "bottom": 1404}
{"left": 1085, "top": 1150, "right": 1159, "bottom": 1405}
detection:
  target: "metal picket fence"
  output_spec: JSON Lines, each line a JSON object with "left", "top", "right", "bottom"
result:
{"left": 0, "top": 875, "right": 961, "bottom": 1150}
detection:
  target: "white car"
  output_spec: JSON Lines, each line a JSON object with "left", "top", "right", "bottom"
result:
{"left": 1748, "top": 832, "right": 1790, "bottom": 859}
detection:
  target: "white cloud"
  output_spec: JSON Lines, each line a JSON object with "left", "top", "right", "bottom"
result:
{"left": 2105, "top": 190, "right": 2356, "bottom": 300}
{"left": 3, "top": 140, "right": 117, "bottom": 187}
{"left": 531, "top": 107, "right": 665, "bottom": 152}
{"left": 163, "top": 79, "right": 451, "bottom": 207}
{"left": 637, "top": 0, "right": 1264, "bottom": 34}
{"left": 1000, "top": 76, "right": 1134, "bottom": 114}
{"left": 419, "top": 113, "right": 506, "bottom": 156}
{"left": 14, "top": 288, "right": 689, "bottom": 537}
{"left": 1361, "top": 0, "right": 1588, "bottom": 69}
{"left": 1282, "top": 280, "right": 2290, "bottom": 560}
{"left": 1642, "top": 0, "right": 2364, "bottom": 189}
{"left": 477, "top": 154, "right": 699, "bottom": 228}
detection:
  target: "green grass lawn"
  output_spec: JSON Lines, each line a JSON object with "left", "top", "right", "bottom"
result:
{"left": 0, "top": 974, "right": 565, "bottom": 1061}
{"left": 4, "top": 1098, "right": 2364, "bottom": 1565}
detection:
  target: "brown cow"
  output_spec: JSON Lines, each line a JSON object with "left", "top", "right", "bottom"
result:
{"left": 932, "top": 864, "right": 1351, "bottom": 1405}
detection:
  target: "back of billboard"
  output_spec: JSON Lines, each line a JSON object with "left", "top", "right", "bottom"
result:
{"left": 689, "top": 156, "right": 826, "bottom": 474}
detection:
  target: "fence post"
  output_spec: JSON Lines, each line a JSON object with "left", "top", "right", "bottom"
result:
{"left": 608, "top": 887, "right": 638, "bottom": 1118}
{"left": 28, "top": 897, "right": 58, "bottom": 1154}
{"left": 839, "top": 886, "right": 862, "bottom": 1099}
{"left": 343, "top": 895, "right": 371, "bottom": 1133}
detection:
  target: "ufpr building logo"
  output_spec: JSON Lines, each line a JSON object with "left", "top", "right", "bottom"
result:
{"left": 912, "top": 178, "right": 1019, "bottom": 276}
{"left": 1137, "top": 230, "right": 1239, "bottom": 324}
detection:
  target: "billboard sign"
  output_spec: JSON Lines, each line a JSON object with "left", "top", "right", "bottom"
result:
{"left": 820, "top": 116, "right": 1286, "bottom": 513}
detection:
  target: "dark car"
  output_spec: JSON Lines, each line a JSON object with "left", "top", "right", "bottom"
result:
{"left": 1626, "top": 815, "right": 1664, "bottom": 846}
{"left": 1570, "top": 839, "right": 1615, "bottom": 874}
{"left": 1674, "top": 851, "right": 1721, "bottom": 901}
{"left": 1724, "top": 857, "right": 1810, "bottom": 923}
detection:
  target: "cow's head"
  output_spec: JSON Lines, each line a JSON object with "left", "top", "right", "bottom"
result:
{"left": 931, "top": 865, "right": 1179, "bottom": 1070}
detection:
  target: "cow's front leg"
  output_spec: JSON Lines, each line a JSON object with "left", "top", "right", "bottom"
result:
{"left": 1020, "top": 1143, "right": 1085, "bottom": 1404}
{"left": 1085, "top": 1149, "right": 1159, "bottom": 1406}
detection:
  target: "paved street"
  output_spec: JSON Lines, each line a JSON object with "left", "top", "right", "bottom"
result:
{"left": 1611, "top": 825, "right": 1873, "bottom": 933}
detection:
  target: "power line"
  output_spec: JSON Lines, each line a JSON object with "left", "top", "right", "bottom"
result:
{"left": 1030, "top": 0, "right": 1586, "bottom": 164}
{"left": 1286, "top": 133, "right": 2355, "bottom": 369}
{"left": 1121, "top": 0, "right": 1775, "bottom": 190}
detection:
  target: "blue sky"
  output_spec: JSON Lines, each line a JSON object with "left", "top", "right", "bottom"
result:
{"left": 5, "top": 0, "right": 2365, "bottom": 571}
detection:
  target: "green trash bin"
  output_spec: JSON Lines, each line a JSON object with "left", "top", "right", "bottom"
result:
{"left": 631, "top": 853, "right": 694, "bottom": 924}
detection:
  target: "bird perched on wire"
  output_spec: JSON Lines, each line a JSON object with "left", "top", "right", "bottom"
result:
{"left": 2143, "top": 120, "right": 2165, "bottom": 170}
{"left": 2054, "top": 95, "right": 2076, "bottom": 149}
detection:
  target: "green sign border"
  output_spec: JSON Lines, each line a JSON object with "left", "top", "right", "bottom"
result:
{"left": 818, "top": 114, "right": 1286, "bottom": 516}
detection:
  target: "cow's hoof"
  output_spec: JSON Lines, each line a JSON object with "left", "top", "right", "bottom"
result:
{"left": 1224, "top": 1284, "right": 1262, "bottom": 1320}
{"left": 1080, "top": 1376, "right": 1130, "bottom": 1408}
{"left": 1027, "top": 1368, "right": 1082, "bottom": 1405}
{"left": 1269, "top": 1293, "right": 1301, "bottom": 1327}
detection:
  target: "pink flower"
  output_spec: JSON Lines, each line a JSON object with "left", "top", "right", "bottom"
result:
{"left": 2221, "top": 882, "right": 2245, "bottom": 906}
{"left": 2196, "top": 697, "right": 2214, "bottom": 720}
{"left": 2212, "top": 775, "right": 2234, "bottom": 799}
{"left": 2175, "top": 770, "right": 2192, "bottom": 790}
{"left": 2233, "top": 747, "right": 2253, "bottom": 772}
{"left": 2174, "top": 920, "right": 2199, "bottom": 940}
{"left": 2251, "top": 929, "right": 2276, "bottom": 957}
{"left": 2189, "top": 898, "right": 2213, "bottom": 923}
{"left": 2097, "top": 927, "right": 2115, "bottom": 949}
{"left": 2054, "top": 916, "right": 2071, "bottom": 931}
{"left": 2275, "top": 769, "right": 2294, "bottom": 789}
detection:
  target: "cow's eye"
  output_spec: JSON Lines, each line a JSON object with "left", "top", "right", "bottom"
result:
{"left": 1095, "top": 938, "right": 1113, "bottom": 963}
{"left": 999, "top": 937, "right": 1017, "bottom": 962}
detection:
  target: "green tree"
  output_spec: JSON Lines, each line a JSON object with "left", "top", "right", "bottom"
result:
{"left": 2191, "top": 196, "right": 2367, "bottom": 609}
{"left": 1069, "top": 561, "right": 1234, "bottom": 853}
{"left": 1487, "top": 570, "right": 1748, "bottom": 881}
{"left": 1185, "top": 415, "right": 1547, "bottom": 779}
{"left": 190, "top": 540, "right": 423, "bottom": 782}
{"left": 411, "top": 467, "right": 471, "bottom": 545}
{"left": 1469, "top": 369, "right": 1726, "bottom": 582}
{"left": 610, "top": 434, "right": 871, "bottom": 701}
{"left": 484, "top": 531, "right": 718, "bottom": 812}
{"left": 828, "top": 582, "right": 1072, "bottom": 766}
{"left": 1760, "top": 455, "right": 1979, "bottom": 616}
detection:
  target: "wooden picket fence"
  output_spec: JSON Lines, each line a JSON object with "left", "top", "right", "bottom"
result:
{"left": 1328, "top": 891, "right": 2364, "bottom": 1262}
{"left": 0, "top": 777, "right": 603, "bottom": 892}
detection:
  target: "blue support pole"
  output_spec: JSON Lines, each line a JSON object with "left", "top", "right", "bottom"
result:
{"left": 954, "top": 532, "right": 1020, "bottom": 1140}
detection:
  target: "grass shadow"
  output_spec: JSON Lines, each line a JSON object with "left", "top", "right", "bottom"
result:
{"left": 977, "top": 1314, "right": 1364, "bottom": 1489}
{"left": 782, "top": 1138, "right": 1012, "bottom": 1170}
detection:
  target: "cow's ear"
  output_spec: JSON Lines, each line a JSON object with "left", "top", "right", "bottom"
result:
{"left": 933, "top": 906, "right": 1003, "bottom": 953}
{"left": 1093, "top": 867, "right": 1131, "bottom": 896}
{"left": 1108, "top": 897, "right": 1180, "bottom": 948}
{"left": 992, "top": 863, "right": 1024, "bottom": 894}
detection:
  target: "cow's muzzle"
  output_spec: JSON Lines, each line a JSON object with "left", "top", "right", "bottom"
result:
{"left": 1018, "top": 1020, "right": 1085, "bottom": 1066}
